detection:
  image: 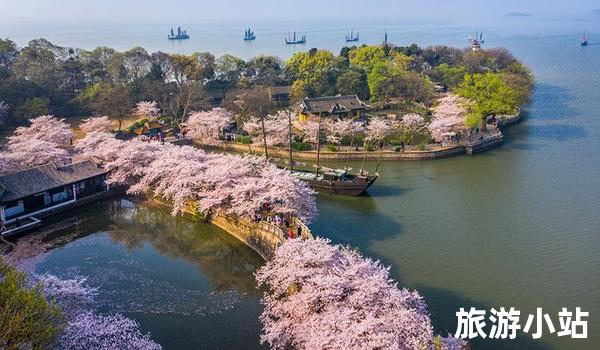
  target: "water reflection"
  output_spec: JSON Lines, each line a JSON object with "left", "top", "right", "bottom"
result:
{"left": 4, "top": 198, "right": 267, "bottom": 349}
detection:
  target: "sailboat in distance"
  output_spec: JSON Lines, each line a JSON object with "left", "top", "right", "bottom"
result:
{"left": 168, "top": 26, "right": 190, "bottom": 40}
{"left": 285, "top": 32, "right": 306, "bottom": 45}
{"left": 345, "top": 29, "right": 359, "bottom": 42}
{"left": 468, "top": 30, "right": 484, "bottom": 51}
{"left": 581, "top": 31, "right": 589, "bottom": 46}
{"left": 244, "top": 28, "right": 256, "bottom": 41}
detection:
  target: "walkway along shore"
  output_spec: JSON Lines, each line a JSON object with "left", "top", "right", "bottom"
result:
{"left": 199, "top": 112, "right": 522, "bottom": 161}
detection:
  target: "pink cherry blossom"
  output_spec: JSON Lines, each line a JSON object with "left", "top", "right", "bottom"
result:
{"left": 76, "top": 134, "right": 317, "bottom": 222}
{"left": 243, "top": 111, "right": 292, "bottom": 147}
{"left": 294, "top": 118, "right": 321, "bottom": 144}
{"left": 185, "top": 108, "right": 234, "bottom": 146}
{"left": 366, "top": 116, "right": 397, "bottom": 142}
{"left": 132, "top": 101, "right": 160, "bottom": 119}
{"left": 79, "top": 116, "right": 113, "bottom": 134}
{"left": 0, "top": 139, "right": 70, "bottom": 173}
{"left": 8, "top": 115, "right": 74, "bottom": 147}
{"left": 428, "top": 95, "right": 467, "bottom": 145}
{"left": 256, "top": 238, "right": 435, "bottom": 350}
{"left": 74, "top": 131, "right": 124, "bottom": 164}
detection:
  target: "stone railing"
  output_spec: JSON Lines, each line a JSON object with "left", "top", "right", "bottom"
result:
{"left": 210, "top": 214, "right": 312, "bottom": 260}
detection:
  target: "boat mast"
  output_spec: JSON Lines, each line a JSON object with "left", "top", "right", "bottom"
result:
{"left": 315, "top": 112, "right": 322, "bottom": 176}
{"left": 359, "top": 136, "right": 368, "bottom": 175}
{"left": 288, "top": 110, "right": 294, "bottom": 171}
{"left": 260, "top": 107, "right": 269, "bottom": 161}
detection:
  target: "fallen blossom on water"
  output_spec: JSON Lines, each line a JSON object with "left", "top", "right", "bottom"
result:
{"left": 60, "top": 312, "right": 162, "bottom": 350}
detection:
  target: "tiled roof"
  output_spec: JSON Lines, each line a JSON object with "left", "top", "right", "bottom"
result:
{"left": 0, "top": 160, "right": 107, "bottom": 202}
{"left": 300, "top": 95, "right": 367, "bottom": 114}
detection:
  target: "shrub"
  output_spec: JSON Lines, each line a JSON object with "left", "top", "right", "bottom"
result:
{"left": 417, "top": 142, "right": 427, "bottom": 150}
{"left": 292, "top": 142, "right": 312, "bottom": 151}
{"left": 326, "top": 144, "right": 337, "bottom": 152}
{"left": 0, "top": 258, "right": 65, "bottom": 350}
{"left": 238, "top": 135, "right": 252, "bottom": 144}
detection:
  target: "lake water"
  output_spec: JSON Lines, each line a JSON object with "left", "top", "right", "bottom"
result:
{"left": 3, "top": 18, "right": 600, "bottom": 350}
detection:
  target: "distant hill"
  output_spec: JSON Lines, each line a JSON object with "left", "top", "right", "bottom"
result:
{"left": 505, "top": 12, "right": 532, "bottom": 17}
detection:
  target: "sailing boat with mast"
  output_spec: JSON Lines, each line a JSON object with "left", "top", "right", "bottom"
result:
{"left": 244, "top": 28, "right": 256, "bottom": 41}
{"left": 581, "top": 31, "right": 589, "bottom": 46}
{"left": 285, "top": 32, "right": 306, "bottom": 45}
{"left": 284, "top": 112, "right": 377, "bottom": 196}
{"left": 345, "top": 29, "right": 359, "bottom": 42}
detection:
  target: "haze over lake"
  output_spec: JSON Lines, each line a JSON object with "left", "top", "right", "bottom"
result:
{"left": 2, "top": 2, "right": 600, "bottom": 349}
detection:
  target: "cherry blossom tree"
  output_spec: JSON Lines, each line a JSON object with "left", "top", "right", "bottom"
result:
{"left": 294, "top": 118, "right": 321, "bottom": 144}
{"left": 79, "top": 116, "right": 113, "bottom": 134}
{"left": 132, "top": 101, "right": 160, "bottom": 119}
{"left": 185, "top": 108, "right": 234, "bottom": 146}
{"left": 243, "top": 111, "right": 291, "bottom": 147}
{"left": 428, "top": 94, "right": 467, "bottom": 145}
{"left": 324, "top": 118, "right": 364, "bottom": 146}
{"left": 366, "top": 116, "right": 397, "bottom": 143}
{"left": 362, "top": 117, "right": 397, "bottom": 173}
{"left": 74, "top": 131, "right": 124, "bottom": 164}
{"left": 78, "top": 136, "right": 317, "bottom": 223}
{"left": 256, "top": 238, "right": 464, "bottom": 350}
{"left": 9, "top": 115, "right": 74, "bottom": 147}
{"left": 0, "top": 139, "right": 71, "bottom": 174}
{"left": 399, "top": 113, "right": 427, "bottom": 145}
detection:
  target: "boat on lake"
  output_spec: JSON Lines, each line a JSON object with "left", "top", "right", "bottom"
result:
{"left": 290, "top": 167, "right": 377, "bottom": 196}
{"left": 276, "top": 111, "right": 376, "bottom": 196}
{"left": 469, "top": 30, "right": 484, "bottom": 51}
{"left": 581, "top": 32, "right": 589, "bottom": 46}
{"left": 244, "top": 28, "right": 256, "bottom": 41}
{"left": 345, "top": 29, "right": 359, "bottom": 42}
{"left": 285, "top": 32, "right": 306, "bottom": 45}
{"left": 168, "top": 26, "right": 190, "bottom": 40}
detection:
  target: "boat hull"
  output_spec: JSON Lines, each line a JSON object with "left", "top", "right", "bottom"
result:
{"left": 302, "top": 175, "right": 377, "bottom": 196}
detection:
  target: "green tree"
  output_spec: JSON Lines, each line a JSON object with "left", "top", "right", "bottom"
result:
{"left": 336, "top": 67, "right": 370, "bottom": 100}
{"left": 13, "top": 97, "right": 50, "bottom": 121}
{"left": 246, "top": 55, "right": 284, "bottom": 86}
{"left": 285, "top": 50, "right": 336, "bottom": 100}
{"left": 455, "top": 72, "right": 521, "bottom": 130}
{"left": 0, "top": 258, "right": 64, "bottom": 350}
{"left": 87, "top": 82, "right": 133, "bottom": 130}
{"left": 348, "top": 45, "right": 386, "bottom": 73}
{"left": 430, "top": 63, "right": 468, "bottom": 89}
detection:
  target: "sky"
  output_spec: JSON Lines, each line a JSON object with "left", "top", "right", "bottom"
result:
{"left": 1, "top": 0, "right": 599, "bottom": 23}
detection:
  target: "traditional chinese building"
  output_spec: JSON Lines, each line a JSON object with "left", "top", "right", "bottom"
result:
{"left": 0, "top": 160, "right": 110, "bottom": 234}
{"left": 268, "top": 86, "right": 291, "bottom": 107}
{"left": 295, "top": 95, "right": 368, "bottom": 121}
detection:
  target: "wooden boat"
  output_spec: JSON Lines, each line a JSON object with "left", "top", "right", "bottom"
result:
{"left": 345, "top": 29, "right": 359, "bottom": 42}
{"left": 244, "top": 28, "right": 256, "bottom": 41}
{"left": 581, "top": 32, "right": 589, "bottom": 46}
{"left": 285, "top": 32, "right": 306, "bottom": 45}
{"left": 168, "top": 26, "right": 190, "bottom": 40}
{"left": 468, "top": 30, "right": 484, "bottom": 51}
{"left": 279, "top": 111, "right": 377, "bottom": 196}
{"left": 291, "top": 168, "right": 377, "bottom": 196}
